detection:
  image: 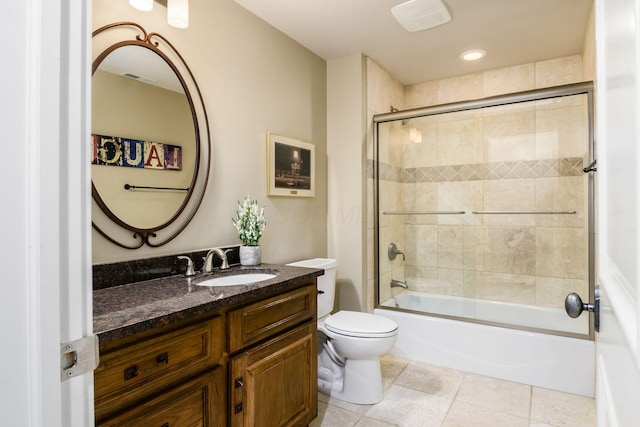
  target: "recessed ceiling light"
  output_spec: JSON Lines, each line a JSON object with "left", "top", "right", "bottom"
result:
{"left": 460, "top": 49, "right": 486, "bottom": 61}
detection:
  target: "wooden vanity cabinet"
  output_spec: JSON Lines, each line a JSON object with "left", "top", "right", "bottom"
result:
{"left": 94, "top": 280, "right": 318, "bottom": 427}
{"left": 228, "top": 283, "right": 318, "bottom": 427}
{"left": 94, "top": 315, "right": 226, "bottom": 427}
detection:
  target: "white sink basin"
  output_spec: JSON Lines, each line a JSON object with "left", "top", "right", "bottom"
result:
{"left": 195, "top": 273, "right": 277, "bottom": 287}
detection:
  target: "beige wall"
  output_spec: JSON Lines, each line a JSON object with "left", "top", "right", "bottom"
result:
{"left": 582, "top": 4, "right": 596, "bottom": 82}
{"left": 326, "top": 54, "right": 367, "bottom": 311}
{"left": 92, "top": 0, "right": 327, "bottom": 264}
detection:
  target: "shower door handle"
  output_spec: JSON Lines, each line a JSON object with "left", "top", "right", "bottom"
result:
{"left": 564, "top": 285, "right": 599, "bottom": 332}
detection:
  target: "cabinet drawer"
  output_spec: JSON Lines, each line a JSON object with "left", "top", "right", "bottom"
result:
{"left": 98, "top": 367, "right": 226, "bottom": 427}
{"left": 95, "top": 316, "right": 224, "bottom": 421}
{"left": 228, "top": 284, "right": 316, "bottom": 353}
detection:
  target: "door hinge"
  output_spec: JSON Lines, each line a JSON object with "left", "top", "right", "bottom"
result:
{"left": 60, "top": 335, "right": 99, "bottom": 382}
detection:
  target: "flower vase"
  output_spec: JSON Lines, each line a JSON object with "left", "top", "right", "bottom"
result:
{"left": 239, "top": 245, "right": 262, "bottom": 266}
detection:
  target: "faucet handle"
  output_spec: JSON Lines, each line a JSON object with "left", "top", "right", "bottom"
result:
{"left": 388, "top": 243, "right": 405, "bottom": 261}
{"left": 177, "top": 255, "right": 196, "bottom": 277}
{"left": 220, "top": 249, "right": 232, "bottom": 269}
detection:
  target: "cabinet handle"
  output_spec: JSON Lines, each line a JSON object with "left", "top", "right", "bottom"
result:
{"left": 234, "top": 377, "right": 244, "bottom": 388}
{"left": 156, "top": 352, "right": 169, "bottom": 365}
{"left": 161, "top": 423, "right": 169, "bottom": 427}
{"left": 123, "top": 365, "right": 138, "bottom": 381}
{"left": 234, "top": 402, "right": 243, "bottom": 414}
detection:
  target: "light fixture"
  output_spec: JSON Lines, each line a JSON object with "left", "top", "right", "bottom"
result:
{"left": 168, "top": 0, "right": 189, "bottom": 29}
{"left": 460, "top": 49, "right": 486, "bottom": 61}
{"left": 129, "top": 0, "right": 153, "bottom": 11}
{"left": 409, "top": 128, "right": 423, "bottom": 143}
{"left": 129, "top": 0, "right": 189, "bottom": 29}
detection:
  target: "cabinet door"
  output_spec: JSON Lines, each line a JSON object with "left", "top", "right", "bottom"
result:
{"left": 230, "top": 322, "right": 317, "bottom": 427}
{"left": 98, "top": 367, "right": 226, "bottom": 427}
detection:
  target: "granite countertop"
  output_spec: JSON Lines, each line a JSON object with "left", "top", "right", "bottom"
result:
{"left": 94, "top": 263, "right": 322, "bottom": 345}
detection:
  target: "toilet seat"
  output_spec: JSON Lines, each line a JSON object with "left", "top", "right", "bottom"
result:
{"left": 324, "top": 311, "right": 398, "bottom": 338}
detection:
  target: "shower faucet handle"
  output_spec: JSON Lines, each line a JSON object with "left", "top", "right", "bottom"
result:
{"left": 388, "top": 243, "right": 405, "bottom": 261}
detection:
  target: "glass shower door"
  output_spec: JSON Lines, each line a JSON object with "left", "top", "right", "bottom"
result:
{"left": 375, "top": 86, "right": 593, "bottom": 337}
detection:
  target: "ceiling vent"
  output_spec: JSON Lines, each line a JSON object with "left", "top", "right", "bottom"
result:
{"left": 391, "top": 0, "right": 451, "bottom": 32}
{"left": 121, "top": 72, "right": 156, "bottom": 85}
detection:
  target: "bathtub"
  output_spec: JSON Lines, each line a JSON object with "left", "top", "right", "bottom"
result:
{"left": 375, "top": 290, "right": 595, "bottom": 397}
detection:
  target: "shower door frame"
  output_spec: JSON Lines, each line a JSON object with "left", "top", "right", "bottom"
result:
{"left": 372, "top": 81, "right": 595, "bottom": 340}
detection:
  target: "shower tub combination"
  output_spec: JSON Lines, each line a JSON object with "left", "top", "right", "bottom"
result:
{"left": 373, "top": 83, "right": 596, "bottom": 397}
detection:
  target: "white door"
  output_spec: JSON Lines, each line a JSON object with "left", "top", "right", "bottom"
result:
{"left": 595, "top": 0, "right": 640, "bottom": 425}
{"left": 0, "top": 1, "right": 94, "bottom": 426}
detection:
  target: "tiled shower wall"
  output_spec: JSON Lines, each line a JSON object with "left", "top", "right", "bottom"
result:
{"left": 377, "top": 96, "right": 589, "bottom": 310}
{"left": 368, "top": 55, "right": 592, "bottom": 312}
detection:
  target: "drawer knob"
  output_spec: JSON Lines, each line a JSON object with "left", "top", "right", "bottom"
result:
{"left": 234, "top": 402, "right": 243, "bottom": 414}
{"left": 123, "top": 365, "right": 138, "bottom": 381}
{"left": 156, "top": 352, "right": 169, "bottom": 365}
{"left": 234, "top": 377, "right": 244, "bottom": 388}
{"left": 161, "top": 423, "right": 169, "bottom": 427}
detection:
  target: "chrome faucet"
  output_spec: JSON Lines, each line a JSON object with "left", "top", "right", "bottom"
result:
{"left": 203, "top": 248, "right": 231, "bottom": 273}
{"left": 390, "top": 279, "right": 408, "bottom": 289}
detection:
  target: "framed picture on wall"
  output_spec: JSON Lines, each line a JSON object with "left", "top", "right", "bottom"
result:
{"left": 267, "top": 132, "right": 315, "bottom": 197}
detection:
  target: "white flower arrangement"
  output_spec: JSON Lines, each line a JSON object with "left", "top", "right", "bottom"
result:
{"left": 232, "top": 195, "right": 266, "bottom": 246}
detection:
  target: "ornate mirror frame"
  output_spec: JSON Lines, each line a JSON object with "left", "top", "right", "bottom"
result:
{"left": 91, "top": 22, "right": 211, "bottom": 249}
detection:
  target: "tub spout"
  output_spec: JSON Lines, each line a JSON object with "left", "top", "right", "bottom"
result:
{"left": 390, "top": 279, "right": 408, "bottom": 289}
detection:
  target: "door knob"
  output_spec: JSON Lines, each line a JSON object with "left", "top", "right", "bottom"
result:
{"left": 564, "top": 293, "right": 592, "bottom": 318}
{"left": 564, "top": 286, "right": 600, "bottom": 332}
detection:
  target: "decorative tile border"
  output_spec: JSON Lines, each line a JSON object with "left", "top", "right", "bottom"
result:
{"left": 369, "top": 158, "right": 584, "bottom": 183}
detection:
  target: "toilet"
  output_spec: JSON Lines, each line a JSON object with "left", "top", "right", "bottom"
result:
{"left": 287, "top": 258, "right": 398, "bottom": 404}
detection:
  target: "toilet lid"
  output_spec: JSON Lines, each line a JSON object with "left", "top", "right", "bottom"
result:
{"left": 324, "top": 311, "right": 398, "bottom": 338}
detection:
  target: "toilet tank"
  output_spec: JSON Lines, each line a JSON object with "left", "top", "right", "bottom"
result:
{"left": 287, "top": 258, "right": 337, "bottom": 318}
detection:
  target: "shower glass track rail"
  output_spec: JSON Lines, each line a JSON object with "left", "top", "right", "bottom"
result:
{"left": 383, "top": 210, "right": 577, "bottom": 215}
{"left": 472, "top": 211, "right": 577, "bottom": 215}
{"left": 382, "top": 211, "right": 465, "bottom": 215}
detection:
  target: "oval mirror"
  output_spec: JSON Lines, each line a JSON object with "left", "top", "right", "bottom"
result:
{"left": 91, "top": 22, "right": 210, "bottom": 249}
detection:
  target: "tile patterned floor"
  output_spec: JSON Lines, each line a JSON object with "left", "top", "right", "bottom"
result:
{"left": 310, "top": 355, "right": 596, "bottom": 427}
